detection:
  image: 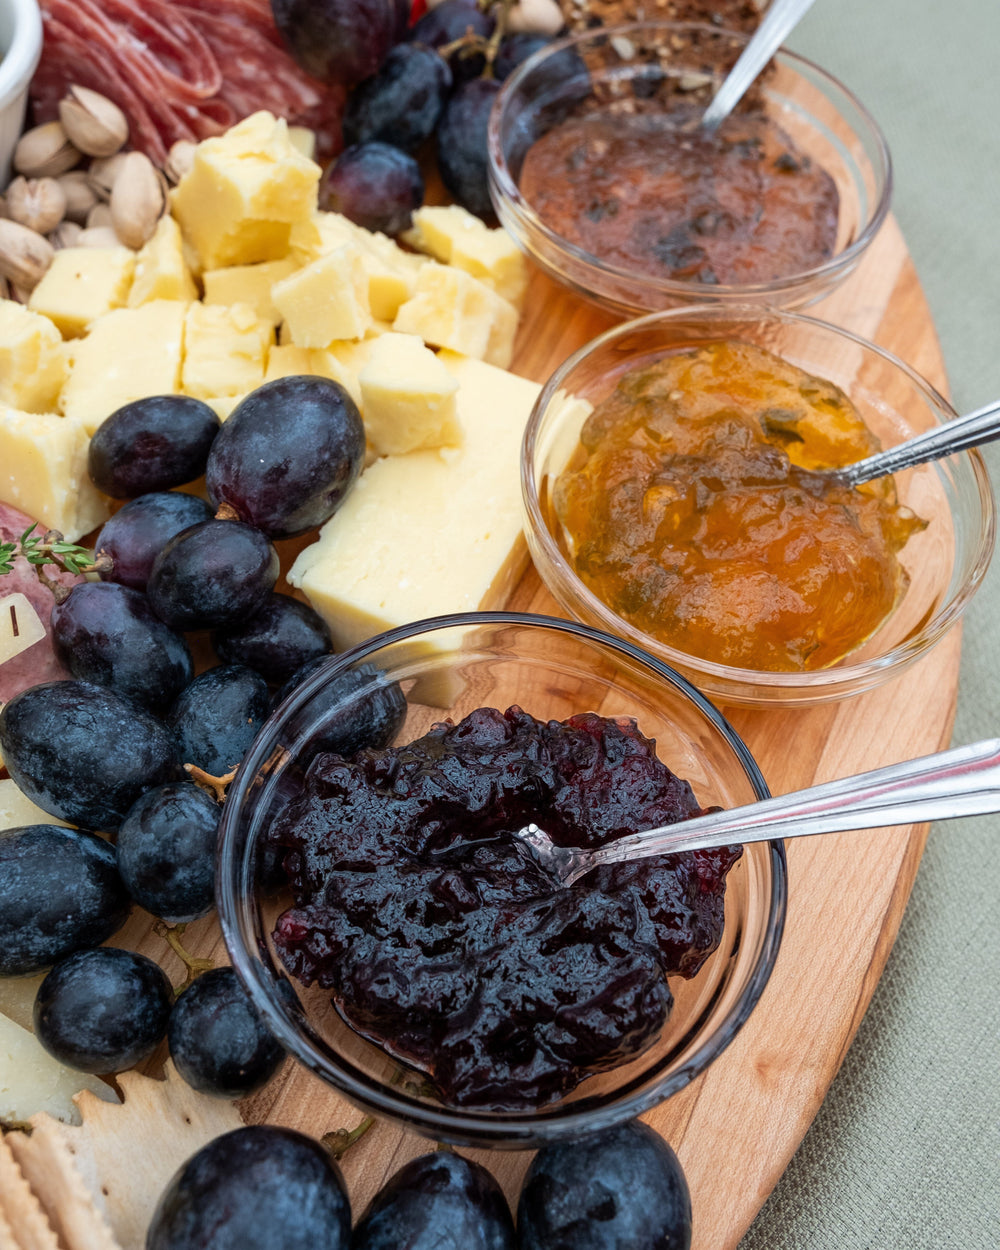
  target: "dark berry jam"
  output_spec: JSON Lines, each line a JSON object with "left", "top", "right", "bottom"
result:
{"left": 268, "top": 706, "right": 741, "bottom": 1110}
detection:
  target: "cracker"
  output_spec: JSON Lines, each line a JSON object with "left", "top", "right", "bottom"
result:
{"left": 5, "top": 1131, "right": 120, "bottom": 1250}
{"left": 0, "top": 1133, "right": 59, "bottom": 1250}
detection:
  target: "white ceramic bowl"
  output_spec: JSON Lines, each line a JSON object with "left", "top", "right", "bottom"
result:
{"left": 0, "top": 0, "right": 42, "bottom": 186}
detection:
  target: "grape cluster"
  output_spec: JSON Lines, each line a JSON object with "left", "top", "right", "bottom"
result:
{"left": 0, "top": 375, "right": 390, "bottom": 1099}
{"left": 145, "top": 1120, "right": 692, "bottom": 1248}
{"left": 275, "top": 0, "right": 569, "bottom": 227}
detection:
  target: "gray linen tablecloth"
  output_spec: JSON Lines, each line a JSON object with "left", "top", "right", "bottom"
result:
{"left": 741, "top": 0, "right": 1000, "bottom": 1245}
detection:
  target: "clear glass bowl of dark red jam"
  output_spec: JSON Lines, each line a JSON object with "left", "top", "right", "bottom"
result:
{"left": 487, "top": 21, "right": 892, "bottom": 315}
{"left": 217, "top": 612, "right": 786, "bottom": 1148}
{"left": 522, "top": 305, "right": 996, "bottom": 709}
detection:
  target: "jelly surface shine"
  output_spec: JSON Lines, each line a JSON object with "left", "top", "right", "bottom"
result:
{"left": 269, "top": 706, "right": 740, "bottom": 1111}
{"left": 554, "top": 342, "right": 927, "bottom": 672}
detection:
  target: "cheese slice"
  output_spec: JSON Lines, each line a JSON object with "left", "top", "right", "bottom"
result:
{"left": 288, "top": 352, "right": 538, "bottom": 651}
{"left": 0, "top": 1013, "right": 117, "bottom": 1127}
{"left": 0, "top": 406, "right": 110, "bottom": 541}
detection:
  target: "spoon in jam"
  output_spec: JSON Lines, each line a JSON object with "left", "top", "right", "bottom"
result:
{"left": 816, "top": 396, "right": 1000, "bottom": 489}
{"left": 701, "top": 0, "right": 820, "bottom": 130}
{"left": 516, "top": 737, "right": 1000, "bottom": 887}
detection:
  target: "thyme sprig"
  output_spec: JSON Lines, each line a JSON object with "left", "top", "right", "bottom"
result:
{"left": 0, "top": 524, "right": 112, "bottom": 601}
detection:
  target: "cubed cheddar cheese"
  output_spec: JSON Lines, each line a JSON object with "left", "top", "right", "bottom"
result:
{"left": 60, "top": 300, "right": 188, "bottom": 435}
{"left": 264, "top": 344, "right": 362, "bottom": 409}
{"left": 392, "top": 263, "right": 518, "bottom": 368}
{"left": 358, "top": 333, "right": 460, "bottom": 456}
{"left": 0, "top": 301, "right": 67, "bottom": 413}
{"left": 272, "top": 242, "right": 373, "bottom": 347}
{"left": 202, "top": 395, "right": 246, "bottom": 422}
{"left": 28, "top": 246, "right": 135, "bottom": 338}
{"left": 288, "top": 352, "right": 538, "bottom": 651}
{"left": 181, "top": 302, "right": 274, "bottom": 399}
{"left": 404, "top": 205, "right": 528, "bottom": 307}
{"left": 202, "top": 258, "right": 298, "bottom": 325}
{"left": 0, "top": 405, "right": 110, "bottom": 540}
{"left": 128, "top": 216, "right": 198, "bottom": 307}
{"left": 170, "top": 111, "right": 320, "bottom": 270}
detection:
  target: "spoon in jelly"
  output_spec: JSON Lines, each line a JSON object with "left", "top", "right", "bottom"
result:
{"left": 701, "top": 0, "right": 820, "bottom": 131}
{"left": 812, "top": 396, "right": 1000, "bottom": 489}
{"left": 516, "top": 737, "right": 1000, "bottom": 887}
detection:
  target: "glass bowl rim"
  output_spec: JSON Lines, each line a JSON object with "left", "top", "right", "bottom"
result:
{"left": 521, "top": 304, "right": 997, "bottom": 699}
{"left": 487, "top": 18, "right": 894, "bottom": 302}
{"left": 217, "top": 609, "right": 788, "bottom": 1146}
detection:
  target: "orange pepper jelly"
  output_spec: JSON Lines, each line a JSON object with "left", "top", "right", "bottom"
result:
{"left": 518, "top": 109, "right": 839, "bottom": 286}
{"left": 553, "top": 341, "right": 927, "bottom": 672}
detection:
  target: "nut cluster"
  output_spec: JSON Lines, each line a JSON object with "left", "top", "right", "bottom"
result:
{"left": 0, "top": 85, "right": 185, "bottom": 297}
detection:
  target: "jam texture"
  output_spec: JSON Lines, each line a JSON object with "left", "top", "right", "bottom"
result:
{"left": 519, "top": 109, "right": 839, "bottom": 286}
{"left": 269, "top": 706, "right": 740, "bottom": 1110}
{"left": 554, "top": 341, "right": 927, "bottom": 671}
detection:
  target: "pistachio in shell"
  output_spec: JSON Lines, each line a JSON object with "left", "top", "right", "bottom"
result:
{"left": 13, "top": 122, "right": 81, "bottom": 179}
{"left": 58, "top": 85, "right": 129, "bottom": 158}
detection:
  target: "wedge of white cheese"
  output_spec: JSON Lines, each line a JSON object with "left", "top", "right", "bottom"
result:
{"left": 0, "top": 1013, "right": 118, "bottom": 1127}
{"left": 288, "top": 352, "right": 539, "bottom": 652}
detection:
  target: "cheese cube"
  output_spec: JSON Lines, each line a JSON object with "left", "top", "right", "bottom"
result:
{"left": 272, "top": 243, "right": 373, "bottom": 347}
{"left": 60, "top": 300, "right": 188, "bottom": 435}
{"left": 288, "top": 352, "right": 538, "bottom": 651}
{"left": 171, "top": 111, "right": 320, "bottom": 270}
{"left": 0, "top": 405, "right": 110, "bottom": 540}
{"left": 359, "top": 333, "right": 460, "bottom": 456}
{"left": 1, "top": 1011, "right": 117, "bottom": 1126}
{"left": 202, "top": 395, "right": 246, "bottom": 422}
{"left": 182, "top": 302, "right": 274, "bottom": 399}
{"left": 0, "top": 302, "right": 68, "bottom": 413}
{"left": 127, "top": 216, "right": 198, "bottom": 307}
{"left": 28, "top": 246, "right": 135, "bottom": 338}
{"left": 288, "top": 126, "right": 317, "bottom": 160}
{"left": 404, "top": 205, "right": 528, "bottom": 306}
{"left": 202, "top": 257, "right": 298, "bottom": 325}
{"left": 392, "top": 263, "right": 519, "bottom": 368}
{"left": 264, "top": 344, "right": 362, "bottom": 409}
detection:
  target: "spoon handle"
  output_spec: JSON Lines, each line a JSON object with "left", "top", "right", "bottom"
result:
{"left": 701, "top": 0, "right": 819, "bottom": 130}
{"left": 838, "top": 396, "right": 1000, "bottom": 487}
{"left": 582, "top": 737, "right": 1000, "bottom": 872}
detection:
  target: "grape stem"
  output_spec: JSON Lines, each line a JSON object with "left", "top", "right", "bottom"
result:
{"left": 437, "top": 0, "right": 517, "bottom": 77}
{"left": 214, "top": 502, "right": 240, "bottom": 522}
{"left": 155, "top": 921, "right": 216, "bottom": 992}
{"left": 185, "top": 762, "right": 238, "bottom": 802}
{"left": 322, "top": 1115, "right": 376, "bottom": 1160}
{"left": 0, "top": 524, "right": 113, "bottom": 601}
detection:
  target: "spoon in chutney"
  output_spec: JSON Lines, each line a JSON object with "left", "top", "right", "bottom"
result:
{"left": 812, "top": 396, "right": 1000, "bottom": 489}
{"left": 516, "top": 737, "right": 1000, "bottom": 888}
{"left": 701, "top": 0, "right": 820, "bottom": 130}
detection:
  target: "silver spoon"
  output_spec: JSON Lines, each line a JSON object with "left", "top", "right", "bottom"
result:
{"left": 701, "top": 0, "right": 820, "bottom": 131}
{"left": 516, "top": 737, "right": 1000, "bottom": 887}
{"left": 820, "top": 397, "right": 1000, "bottom": 489}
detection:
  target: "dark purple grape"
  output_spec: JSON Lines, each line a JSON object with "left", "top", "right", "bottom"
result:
{"left": 168, "top": 967, "right": 284, "bottom": 1099}
{"left": 116, "top": 782, "right": 220, "bottom": 923}
{"left": 271, "top": 0, "right": 396, "bottom": 86}
{"left": 0, "top": 680, "right": 182, "bottom": 830}
{"left": 353, "top": 1152, "right": 514, "bottom": 1249}
{"left": 392, "top": 0, "right": 411, "bottom": 41}
{"left": 51, "top": 582, "right": 194, "bottom": 713}
{"left": 436, "top": 77, "right": 501, "bottom": 219}
{"left": 272, "top": 658, "right": 406, "bottom": 759}
{"left": 147, "top": 520, "right": 280, "bottom": 632}
{"left": 407, "top": 0, "right": 494, "bottom": 81}
{"left": 211, "top": 593, "right": 332, "bottom": 685}
{"left": 343, "top": 44, "right": 452, "bottom": 154}
{"left": 319, "top": 142, "right": 424, "bottom": 236}
{"left": 0, "top": 825, "right": 131, "bottom": 976}
{"left": 87, "top": 396, "right": 220, "bottom": 499}
{"left": 493, "top": 33, "right": 550, "bottom": 80}
{"left": 147, "top": 1125, "right": 351, "bottom": 1250}
{"left": 95, "top": 493, "right": 214, "bottom": 592}
{"left": 205, "top": 377, "right": 365, "bottom": 540}
{"left": 516, "top": 1121, "right": 692, "bottom": 1250}
{"left": 34, "top": 947, "right": 173, "bottom": 1074}
{"left": 167, "top": 666, "right": 271, "bottom": 777}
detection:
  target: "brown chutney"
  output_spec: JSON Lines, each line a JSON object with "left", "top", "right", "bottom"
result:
{"left": 518, "top": 107, "right": 839, "bottom": 285}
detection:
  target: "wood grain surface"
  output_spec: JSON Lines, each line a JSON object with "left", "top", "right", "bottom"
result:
{"left": 110, "top": 213, "right": 956, "bottom": 1249}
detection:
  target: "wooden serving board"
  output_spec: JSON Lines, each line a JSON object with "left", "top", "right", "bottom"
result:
{"left": 111, "top": 212, "right": 956, "bottom": 1249}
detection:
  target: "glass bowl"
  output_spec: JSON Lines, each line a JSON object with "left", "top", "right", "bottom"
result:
{"left": 488, "top": 20, "right": 892, "bottom": 315}
{"left": 217, "top": 611, "right": 786, "bottom": 1148}
{"left": 522, "top": 305, "right": 996, "bottom": 709}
